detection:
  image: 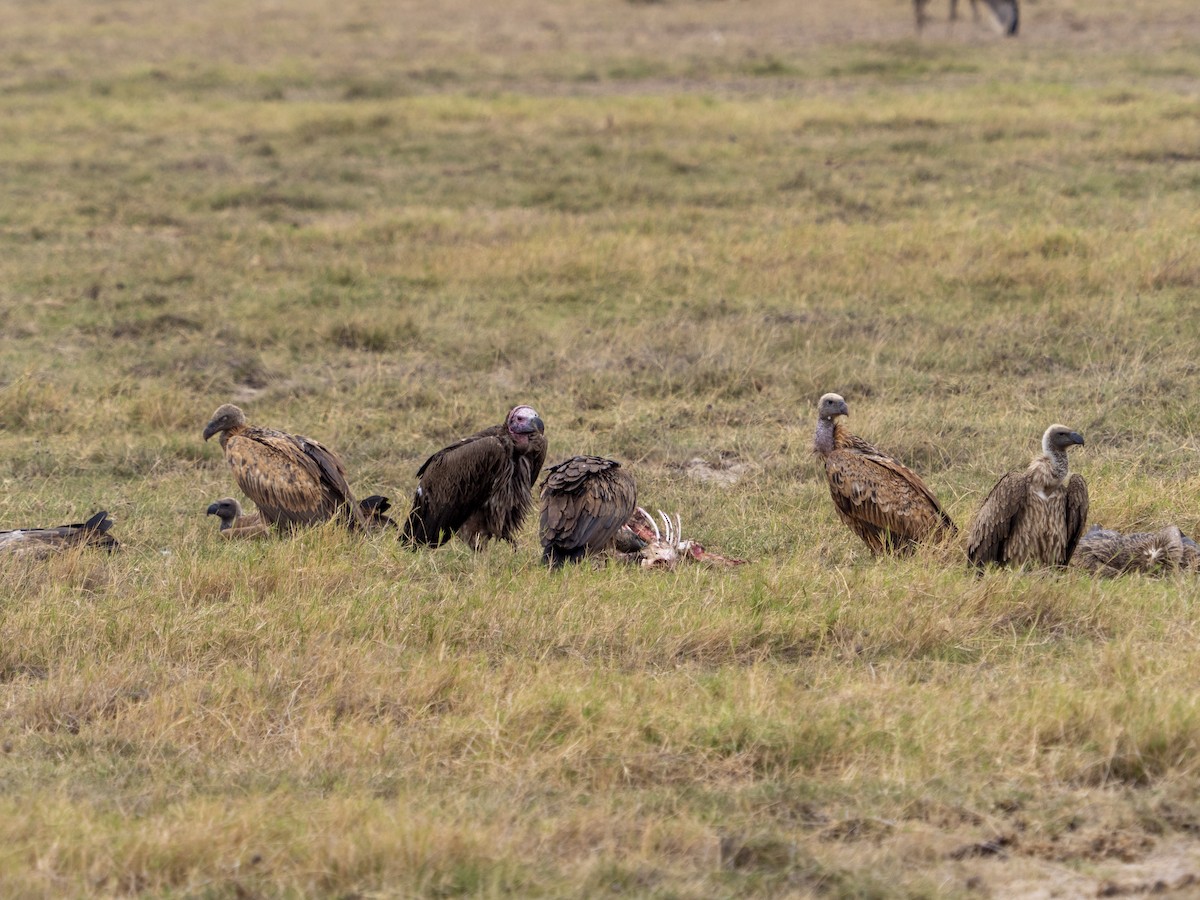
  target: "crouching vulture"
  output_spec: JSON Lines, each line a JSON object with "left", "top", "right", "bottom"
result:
{"left": 1073, "top": 524, "right": 1199, "bottom": 576}
{"left": 206, "top": 494, "right": 397, "bottom": 538}
{"left": 402, "top": 405, "right": 547, "bottom": 549}
{"left": 0, "top": 510, "right": 119, "bottom": 556}
{"left": 202, "top": 403, "right": 366, "bottom": 530}
{"left": 966, "top": 424, "right": 1088, "bottom": 567}
{"left": 812, "top": 393, "right": 956, "bottom": 554}
{"left": 540, "top": 455, "right": 638, "bottom": 567}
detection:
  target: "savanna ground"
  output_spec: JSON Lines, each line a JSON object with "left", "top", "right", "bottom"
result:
{"left": 2, "top": 0, "right": 1200, "bottom": 895}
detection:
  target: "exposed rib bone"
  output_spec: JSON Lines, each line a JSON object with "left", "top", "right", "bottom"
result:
{"left": 638, "top": 507, "right": 660, "bottom": 542}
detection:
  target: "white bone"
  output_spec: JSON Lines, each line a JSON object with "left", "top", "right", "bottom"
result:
{"left": 638, "top": 507, "right": 660, "bottom": 542}
{"left": 658, "top": 511, "right": 672, "bottom": 547}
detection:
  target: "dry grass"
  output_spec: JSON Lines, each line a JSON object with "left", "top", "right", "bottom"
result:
{"left": 3, "top": 0, "right": 1200, "bottom": 895}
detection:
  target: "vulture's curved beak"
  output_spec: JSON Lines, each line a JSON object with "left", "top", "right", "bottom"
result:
{"left": 202, "top": 420, "right": 220, "bottom": 441}
{"left": 206, "top": 502, "right": 221, "bottom": 516}
{"left": 1069, "top": 432, "right": 1085, "bottom": 447}
{"left": 511, "top": 415, "right": 544, "bottom": 435}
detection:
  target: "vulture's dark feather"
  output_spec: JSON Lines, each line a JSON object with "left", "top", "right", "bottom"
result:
{"left": 540, "top": 456, "right": 637, "bottom": 567}
{"left": 402, "top": 406, "right": 547, "bottom": 549}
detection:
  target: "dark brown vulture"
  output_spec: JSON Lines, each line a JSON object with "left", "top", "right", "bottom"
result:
{"left": 1073, "top": 524, "right": 1199, "bottom": 577}
{"left": 812, "top": 393, "right": 956, "bottom": 555}
{"left": 402, "top": 405, "right": 547, "bottom": 549}
{"left": 206, "top": 494, "right": 396, "bottom": 538}
{"left": 0, "top": 510, "right": 118, "bottom": 556}
{"left": 203, "top": 403, "right": 365, "bottom": 530}
{"left": 539, "top": 456, "right": 638, "bottom": 567}
{"left": 966, "top": 424, "right": 1088, "bottom": 567}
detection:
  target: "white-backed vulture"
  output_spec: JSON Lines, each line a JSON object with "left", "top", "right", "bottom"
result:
{"left": 1073, "top": 524, "right": 1199, "bottom": 577}
{"left": 539, "top": 456, "right": 638, "bottom": 567}
{"left": 202, "top": 403, "right": 365, "bottom": 530}
{"left": 206, "top": 494, "right": 396, "bottom": 539}
{"left": 402, "top": 405, "right": 547, "bottom": 550}
{"left": 812, "top": 393, "right": 956, "bottom": 555}
{"left": 966, "top": 424, "right": 1088, "bottom": 567}
{"left": 0, "top": 510, "right": 118, "bottom": 556}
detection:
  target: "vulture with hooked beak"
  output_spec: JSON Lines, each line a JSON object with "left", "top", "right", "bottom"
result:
{"left": 812, "top": 392, "right": 957, "bottom": 554}
{"left": 202, "top": 403, "right": 365, "bottom": 530}
{"left": 0, "top": 510, "right": 119, "bottom": 556}
{"left": 539, "top": 455, "right": 639, "bottom": 567}
{"left": 966, "top": 424, "right": 1089, "bottom": 567}
{"left": 402, "top": 405, "right": 547, "bottom": 549}
{"left": 206, "top": 494, "right": 397, "bottom": 538}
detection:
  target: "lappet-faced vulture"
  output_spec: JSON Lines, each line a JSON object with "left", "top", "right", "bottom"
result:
{"left": 0, "top": 510, "right": 118, "bottom": 556}
{"left": 539, "top": 455, "right": 638, "bottom": 567}
{"left": 812, "top": 393, "right": 956, "bottom": 554}
{"left": 966, "top": 424, "right": 1088, "bottom": 567}
{"left": 1073, "top": 524, "right": 1199, "bottom": 577}
{"left": 202, "top": 403, "right": 365, "bottom": 530}
{"left": 402, "top": 405, "right": 547, "bottom": 549}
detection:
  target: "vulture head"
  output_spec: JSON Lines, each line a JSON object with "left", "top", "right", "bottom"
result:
{"left": 506, "top": 405, "right": 545, "bottom": 448}
{"left": 1042, "top": 424, "right": 1085, "bottom": 454}
{"left": 817, "top": 393, "right": 850, "bottom": 421}
{"left": 203, "top": 403, "right": 248, "bottom": 441}
{"left": 206, "top": 497, "right": 243, "bottom": 531}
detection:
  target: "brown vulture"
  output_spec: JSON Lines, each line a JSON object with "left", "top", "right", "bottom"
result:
{"left": 539, "top": 455, "right": 638, "bottom": 567}
{"left": 1073, "top": 524, "right": 1199, "bottom": 577}
{"left": 202, "top": 403, "right": 365, "bottom": 530}
{"left": 0, "top": 510, "right": 118, "bottom": 556}
{"left": 812, "top": 393, "right": 957, "bottom": 554}
{"left": 966, "top": 424, "right": 1089, "bottom": 567}
{"left": 206, "top": 494, "right": 396, "bottom": 538}
{"left": 402, "top": 405, "right": 547, "bottom": 549}
{"left": 205, "top": 498, "right": 271, "bottom": 539}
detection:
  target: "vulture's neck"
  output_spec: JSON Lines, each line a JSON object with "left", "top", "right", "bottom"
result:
{"left": 217, "top": 425, "right": 245, "bottom": 450}
{"left": 813, "top": 417, "right": 839, "bottom": 455}
{"left": 1045, "top": 447, "right": 1070, "bottom": 482}
{"left": 1029, "top": 449, "right": 1070, "bottom": 488}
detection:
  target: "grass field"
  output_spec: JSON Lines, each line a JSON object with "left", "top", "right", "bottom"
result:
{"left": 3, "top": 0, "right": 1200, "bottom": 895}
